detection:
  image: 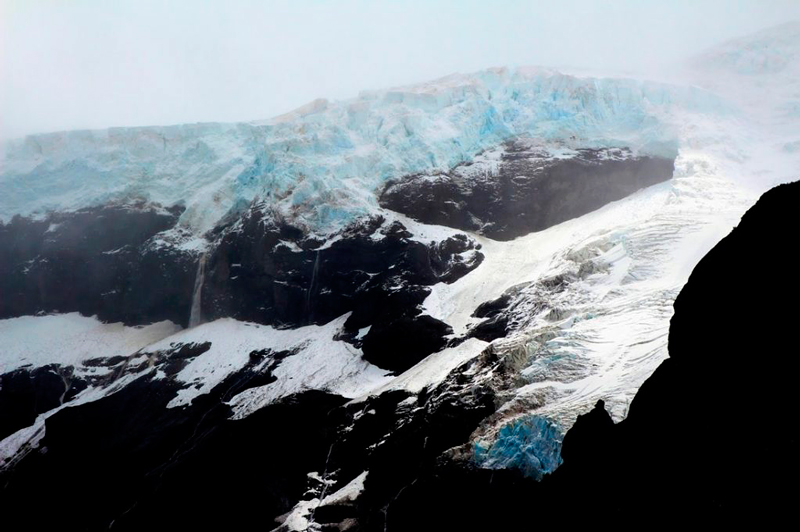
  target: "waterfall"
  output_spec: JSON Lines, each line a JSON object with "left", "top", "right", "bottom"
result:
{"left": 305, "top": 250, "right": 321, "bottom": 322}
{"left": 188, "top": 254, "right": 208, "bottom": 328}
{"left": 58, "top": 372, "right": 71, "bottom": 406}
{"left": 308, "top": 442, "right": 336, "bottom": 526}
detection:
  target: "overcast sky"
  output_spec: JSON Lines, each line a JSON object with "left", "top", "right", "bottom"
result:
{"left": 2, "top": 0, "right": 799, "bottom": 140}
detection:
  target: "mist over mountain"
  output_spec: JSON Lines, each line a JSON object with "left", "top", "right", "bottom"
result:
{"left": 1, "top": 14, "right": 799, "bottom": 531}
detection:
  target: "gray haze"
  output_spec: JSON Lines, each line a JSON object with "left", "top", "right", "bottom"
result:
{"left": 2, "top": 0, "right": 799, "bottom": 140}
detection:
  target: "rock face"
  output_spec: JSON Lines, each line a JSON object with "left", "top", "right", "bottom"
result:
{"left": 0, "top": 336, "right": 500, "bottom": 531}
{"left": 0, "top": 200, "right": 482, "bottom": 372}
{"left": 380, "top": 141, "right": 676, "bottom": 240}
{"left": 0, "top": 366, "right": 88, "bottom": 441}
{"left": 0, "top": 203, "right": 197, "bottom": 326}
{"left": 203, "top": 206, "right": 483, "bottom": 372}
{"left": 0, "top": 372, "right": 347, "bottom": 531}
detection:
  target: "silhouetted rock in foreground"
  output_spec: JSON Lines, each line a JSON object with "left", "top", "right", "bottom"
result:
{"left": 564, "top": 179, "right": 800, "bottom": 519}
{"left": 390, "top": 180, "right": 800, "bottom": 529}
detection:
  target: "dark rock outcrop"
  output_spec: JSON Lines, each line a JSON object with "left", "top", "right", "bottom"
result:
{"left": 0, "top": 365, "right": 88, "bottom": 440}
{"left": 0, "top": 203, "right": 197, "bottom": 326}
{"left": 380, "top": 141, "right": 676, "bottom": 240}
{"left": 0, "top": 200, "right": 481, "bottom": 372}
{"left": 467, "top": 292, "right": 515, "bottom": 341}
{"left": 203, "top": 206, "right": 483, "bottom": 371}
{"left": 0, "top": 347, "right": 347, "bottom": 531}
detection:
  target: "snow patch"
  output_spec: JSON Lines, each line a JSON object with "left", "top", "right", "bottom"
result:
{"left": 321, "top": 471, "right": 368, "bottom": 505}
{"left": 353, "top": 337, "right": 488, "bottom": 401}
{"left": 147, "top": 314, "right": 393, "bottom": 412}
{"left": 0, "top": 313, "right": 180, "bottom": 374}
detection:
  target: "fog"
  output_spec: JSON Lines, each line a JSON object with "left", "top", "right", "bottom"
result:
{"left": 2, "top": 0, "right": 799, "bottom": 140}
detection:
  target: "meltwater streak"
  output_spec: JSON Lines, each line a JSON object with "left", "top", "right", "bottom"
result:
{"left": 189, "top": 254, "right": 208, "bottom": 328}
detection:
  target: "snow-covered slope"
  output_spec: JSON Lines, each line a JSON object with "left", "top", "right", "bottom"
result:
{"left": 0, "top": 313, "right": 179, "bottom": 375}
{"left": 688, "top": 21, "right": 800, "bottom": 144}
{"left": 145, "top": 314, "right": 392, "bottom": 411}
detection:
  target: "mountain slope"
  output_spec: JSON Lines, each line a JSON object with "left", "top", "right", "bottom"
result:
{"left": 385, "top": 179, "right": 800, "bottom": 529}
{"left": 1, "top": 22, "right": 799, "bottom": 531}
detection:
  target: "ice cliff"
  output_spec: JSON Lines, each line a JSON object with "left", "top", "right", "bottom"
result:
{"left": 1, "top": 68, "right": 728, "bottom": 235}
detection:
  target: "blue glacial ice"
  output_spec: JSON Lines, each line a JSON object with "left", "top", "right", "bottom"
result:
{"left": 473, "top": 414, "right": 563, "bottom": 481}
{"left": 0, "top": 67, "right": 732, "bottom": 235}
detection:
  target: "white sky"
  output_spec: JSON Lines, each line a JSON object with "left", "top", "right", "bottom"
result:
{"left": 2, "top": 0, "right": 799, "bottom": 140}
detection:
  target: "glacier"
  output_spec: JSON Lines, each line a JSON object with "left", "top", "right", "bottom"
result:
{"left": 1, "top": 68, "right": 730, "bottom": 236}
{"left": 473, "top": 414, "right": 563, "bottom": 481}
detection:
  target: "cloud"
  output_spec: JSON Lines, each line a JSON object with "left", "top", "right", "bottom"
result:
{"left": 2, "top": 0, "right": 799, "bottom": 140}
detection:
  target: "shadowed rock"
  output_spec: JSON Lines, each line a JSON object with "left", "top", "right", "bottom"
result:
{"left": 380, "top": 140, "right": 675, "bottom": 240}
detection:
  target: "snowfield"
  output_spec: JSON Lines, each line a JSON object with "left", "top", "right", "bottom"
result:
{"left": 0, "top": 313, "right": 180, "bottom": 375}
